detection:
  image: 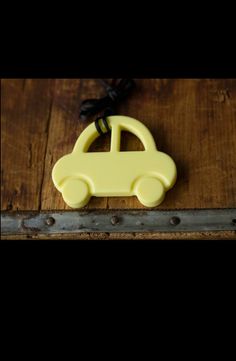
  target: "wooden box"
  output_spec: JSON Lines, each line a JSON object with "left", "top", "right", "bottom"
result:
{"left": 1, "top": 79, "right": 236, "bottom": 239}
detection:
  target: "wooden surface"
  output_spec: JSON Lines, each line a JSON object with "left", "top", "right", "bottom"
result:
{"left": 1, "top": 79, "right": 236, "bottom": 239}
{"left": 3, "top": 231, "right": 236, "bottom": 241}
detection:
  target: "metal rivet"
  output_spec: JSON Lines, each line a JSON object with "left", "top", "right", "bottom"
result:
{"left": 111, "top": 215, "right": 119, "bottom": 225}
{"left": 232, "top": 219, "right": 236, "bottom": 225}
{"left": 45, "top": 217, "right": 55, "bottom": 226}
{"left": 170, "top": 216, "right": 181, "bottom": 226}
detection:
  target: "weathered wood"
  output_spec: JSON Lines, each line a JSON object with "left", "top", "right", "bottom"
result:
{"left": 1, "top": 79, "right": 236, "bottom": 240}
{"left": 1, "top": 79, "right": 55, "bottom": 210}
{"left": 1, "top": 231, "right": 236, "bottom": 241}
{"left": 41, "top": 79, "right": 236, "bottom": 210}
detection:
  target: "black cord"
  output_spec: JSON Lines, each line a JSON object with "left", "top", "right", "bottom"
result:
{"left": 79, "top": 79, "right": 135, "bottom": 122}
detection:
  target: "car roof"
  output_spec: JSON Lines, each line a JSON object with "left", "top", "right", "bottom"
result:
{"left": 73, "top": 116, "right": 157, "bottom": 153}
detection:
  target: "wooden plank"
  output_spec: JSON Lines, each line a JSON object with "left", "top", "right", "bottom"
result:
{"left": 1, "top": 79, "right": 55, "bottom": 211}
{"left": 42, "top": 79, "right": 236, "bottom": 210}
{"left": 2, "top": 231, "right": 236, "bottom": 241}
{"left": 1, "top": 79, "right": 236, "bottom": 214}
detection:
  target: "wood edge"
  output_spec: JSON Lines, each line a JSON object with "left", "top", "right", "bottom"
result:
{"left": 1, "top": 231, "right": 236, "bottom": 240}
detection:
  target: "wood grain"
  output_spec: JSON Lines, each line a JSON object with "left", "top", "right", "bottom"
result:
{"left": 1, "top": 79, "right": 55, "bottom": 210}
{"left": 1, "top": 79, "right": 236, "bottom": 214}
{"left": 1, "top": 231, "right": 236, "bottom": 241}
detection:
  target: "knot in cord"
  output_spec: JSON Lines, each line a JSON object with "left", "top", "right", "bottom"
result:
{"left": 79, "top": 79, "right": 135, "bottom": 121}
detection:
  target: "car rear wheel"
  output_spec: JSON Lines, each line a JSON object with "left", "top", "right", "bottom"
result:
{"left": 135, "top": 176, "right": 165, "bottom": 207}
{"left": 62, "top": 178, "right": 90, "bottom": 208}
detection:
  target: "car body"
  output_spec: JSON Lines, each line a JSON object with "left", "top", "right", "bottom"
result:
{"left": 52, "top": 116, "right": 177, "bottom": 208}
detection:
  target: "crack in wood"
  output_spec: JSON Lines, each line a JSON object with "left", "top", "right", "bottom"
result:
{"left": 28, "top": 143, "right": 32, "bottom": 168}
{"left": 22, "top": 79, "right": 26, "bottom": 92}
{"left": 38, "top": 82, "right": 55, "bottom": 211}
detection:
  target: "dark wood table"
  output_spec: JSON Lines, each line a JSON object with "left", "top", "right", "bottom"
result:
{"left": 1, "top": 79, "right": 236, "bottom": 239}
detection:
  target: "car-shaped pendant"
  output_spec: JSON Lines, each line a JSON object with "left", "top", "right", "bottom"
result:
{"left": 52, "top": 115, "right": 177, "bottom": 208}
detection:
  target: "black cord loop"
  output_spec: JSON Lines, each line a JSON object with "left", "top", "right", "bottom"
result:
{"left": 102, "top": 117, "right": 110, "bottom": 133}
{"left": 79, "top": 79, "right": 135, "bottom": 121}
{"left": 94, "top": 115, "right": 111, "bottom": 136}
{"left": 94, "top": 117, "right": 104, "bottom": 135}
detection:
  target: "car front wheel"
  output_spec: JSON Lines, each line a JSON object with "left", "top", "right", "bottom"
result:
{"left": 135, "top": 176, "right": 165, "bottom": 207}
{"left": 61, "top": 178, "right": 91, "bottom": 208}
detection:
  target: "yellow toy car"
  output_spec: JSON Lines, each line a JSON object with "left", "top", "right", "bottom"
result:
{"left": 52, "top": 115, "right": 177, "bottom": 208}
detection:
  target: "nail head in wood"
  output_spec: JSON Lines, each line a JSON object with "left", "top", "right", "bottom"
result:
{"left": 45, "top": 217, "right": 55, "bottom": 226}
{"left": 111, "top": 215, "right": 119, "bottom": 226}
{"left": 170, "top": 216, "right": 181, "bottom": 226}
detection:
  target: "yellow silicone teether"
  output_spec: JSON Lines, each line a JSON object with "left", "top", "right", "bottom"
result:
{"left": 52, "top": 116, "right": 177, "bottom": 208}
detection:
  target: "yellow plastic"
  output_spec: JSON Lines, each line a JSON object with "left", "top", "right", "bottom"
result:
{"left": 52, "top": 116, "right": 177, "bottom": 208}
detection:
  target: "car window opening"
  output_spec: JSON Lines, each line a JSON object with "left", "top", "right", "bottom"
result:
{"left": 120, "top": 131, "right": 145, "bottom": 152}
{"left": 87, "top": 132, "right": 111, "bottom": 152}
